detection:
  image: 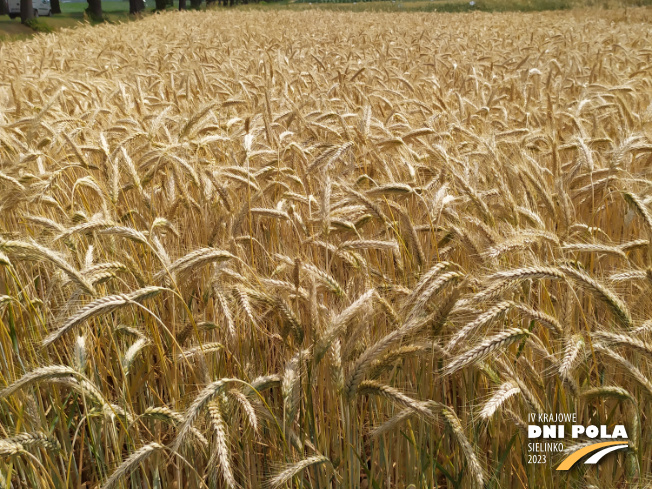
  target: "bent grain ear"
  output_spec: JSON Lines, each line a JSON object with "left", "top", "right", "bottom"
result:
{"left": 0, "top": 251, "right": 10, "bottom": 295}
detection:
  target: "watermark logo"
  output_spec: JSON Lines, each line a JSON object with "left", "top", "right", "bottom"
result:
{"left": 527, "top": 412, "right": 629, "bottom": 470}
{"left": 555, "top": 441, "right": 629, "bottom": 471}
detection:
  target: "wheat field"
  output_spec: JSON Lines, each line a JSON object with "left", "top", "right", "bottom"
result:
{"left": 0, "top": 8, "right": 652, "bottom": 488}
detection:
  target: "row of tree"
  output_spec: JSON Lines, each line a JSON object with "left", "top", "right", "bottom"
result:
{"left": 0, "top": 0, "right": 242, "bottom": 25}
{"left": 0, "top": 0, "right": 60, "bottom": 22}
{"left": 131, "top": 0, "right": 242, "bottom": 16}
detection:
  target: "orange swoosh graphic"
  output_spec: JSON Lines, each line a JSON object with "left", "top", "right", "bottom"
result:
{"left": 557, "top": 441, "right": 628, "bottom": 471}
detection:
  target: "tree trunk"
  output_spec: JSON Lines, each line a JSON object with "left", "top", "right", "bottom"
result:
{"left": 179, "top": 0, "right": 186, "bottom": 10}
{"left": 129, "top": 0, "right": 144, "bottom": 14}
{"left": 50, "top": 0, "right": 60, "bottom": 14}
{"left": 0, "top": 0, "right": 8, "bottom": 16}
{"left": 86, "top": 0, "right": 102, "bottom": 19}
{"left": 155, "top": 0, "right": 166, "bottom": 10}
{"left": 20, "top": 0, "right": 34, "bottom": 24}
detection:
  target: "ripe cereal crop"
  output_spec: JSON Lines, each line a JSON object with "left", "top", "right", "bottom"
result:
{"left": 0, "top": 8, "right": 652, "bottom": 488}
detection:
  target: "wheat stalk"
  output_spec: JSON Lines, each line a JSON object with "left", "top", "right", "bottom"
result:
{"left": 101, "top": 443, "right": 162, "bottom": 489}
{"left": 268, "top": 455, "right": 331, "bottom": 488}
{"left": 446, "top": 329, "right": 531, "bottom": 375}
{"left": 480, "top": 381, "right": 521, "bottom": 419}
{"left": 207, "top": 401, "right": 237, "bottom": 488}
{"left": 43, "top": 286, "right": 165, "bottom": 346}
